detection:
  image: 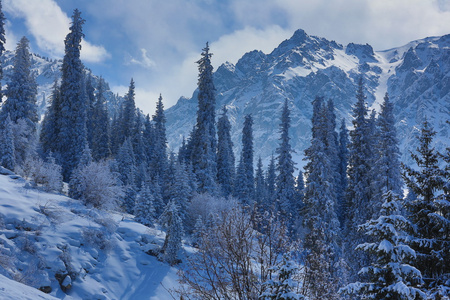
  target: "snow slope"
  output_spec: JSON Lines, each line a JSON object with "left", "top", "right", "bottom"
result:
{"left": 0, "top": 170, "right": 180, "bottom": 299}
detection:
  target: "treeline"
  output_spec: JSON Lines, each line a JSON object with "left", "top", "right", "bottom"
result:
{"left": 0, "top": 6, "right": 448, "bottom": 300}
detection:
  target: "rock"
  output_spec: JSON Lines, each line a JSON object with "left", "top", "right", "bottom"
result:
{"left": 38, "top": 286, "right": 52, "bottom": 293}
{"left": 61, "top": 275, "right": 72, "bottom": 293}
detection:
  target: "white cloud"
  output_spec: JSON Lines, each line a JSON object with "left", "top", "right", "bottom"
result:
{"left": 210, "top": 25, "right": 292, "bottom": 66}
{"left": 3, "top": 0, "right": 110, "bottom": 62}
{"left": 128, "top": 48, "right": 156, "bottom": 69}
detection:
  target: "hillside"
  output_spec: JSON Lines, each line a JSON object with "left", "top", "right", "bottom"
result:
{"left": 0, "top": 168, "right": 180, "bottom": 299}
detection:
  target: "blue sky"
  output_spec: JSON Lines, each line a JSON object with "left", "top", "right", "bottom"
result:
{"left": 3, "top": 0, "right": 450, "bottom": 114}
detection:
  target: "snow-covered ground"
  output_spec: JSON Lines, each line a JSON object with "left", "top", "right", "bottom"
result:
{"left": 0, "top": 170, "right": 180, "bottom": 299}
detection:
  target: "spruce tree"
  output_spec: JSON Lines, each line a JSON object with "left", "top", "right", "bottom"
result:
{"left": 341, "top": 191, "right": 426, "bottom": 300}
{"left": 255, "top": 156, "right": 267, "bottom": 210}
{"left": 40, "top": 80, "right": 61, "bottom": 157}
{"left": 159, "top": 201, "right": 183, "bottom": 265}
{"left": 190, "top": 43, "right": 217, "bottom": 194}
{"left": 337, "top": 118, "right": 349, "bottom": 227}
{"left": 402, "top": 120, "right": 448, "bottom": 295}
{"left": 0, "top": 114, "right": 15, "bottom": 170}
{"left": 2, "top": 36, "right": 38, "bottom": 129}
{"left": 375, "top": 93, "right": 402, "bottom": 196}
{"left": 302, "top": 96, "right": 340, "bottom": 299}
{"left": 266, "top": 154, "right": 277, "bottom": 210}
{"left": 0, "top": 0, "right": 5, "bottom": 102}
{"left": 276, "top": 99, "right": 297, "bottom": 219}
{"left": 150, "top": 94, "right": 168, "bottom": 184}
{"left": 235, "top": 114, "right": 254, "bottom": 204}
{"left": 56, "top": 9, "right": 87, "bottom": 179}
{"left": 68, "top": 144, "right": 92, "bottom": 200}
{"left": 91, "top": 77, "right": 111, "bottom": 160}
{"left": 346, "top": 78, "right": 375, "bottom": 275}
{"left": 134, "top": 184, "right": 155, "bottom": 227}
{"left": 216, "top": 107, "right": 235, "bottom": 197}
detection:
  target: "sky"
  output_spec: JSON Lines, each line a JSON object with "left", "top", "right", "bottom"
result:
{"left": 3, "top": 0, "right": 450, "bottom": 114}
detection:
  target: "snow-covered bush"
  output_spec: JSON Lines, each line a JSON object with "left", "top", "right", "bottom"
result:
{"left": 81, "top": 227, "right": 115, "bottom": 252}
{"left": 185, "top": 193, "right": 236, "bottom": 233}
{"left": 69, "top": 160, "right": 123, "bottom": 210}
{"left": 17, "top": 156, "right": 63, "bottom": 192}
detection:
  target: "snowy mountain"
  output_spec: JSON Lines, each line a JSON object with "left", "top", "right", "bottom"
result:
{"left": 0, "top": 168, "right": 179, "bottom": 299}
{"left": 166, "top": 29, "right": 450, "bottom": 167}
{"left": 0, "top": 51, "right": 122, "bottom": 121}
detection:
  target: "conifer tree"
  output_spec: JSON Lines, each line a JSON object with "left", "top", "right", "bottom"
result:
{"left": 159, "top": 201, "right": 183, "bottom": 265}
{"left": 0, "top": 114, "right": 15, "bottom": 170}
{"left": 234, "top": 114, "right": 254, "bottom": 204}
{"left": 266, "top": 154, "right": 277, "bottom": 210}
{"left": 402, "top": 121, "right": 449, "bottom": 295}
{"left": 216, "top": 107, "right": 235, "bottom": 197}
{"left": 116, "top": 138, "right": 137, "bottom": 213}
{"left": 134, "top": 184, "right": 155, "bottom": 227}
{"left": 260, "top": 254, "right": 305, "bottom": 300}
{"left": 345, "top": 78, "right": 375, "bottom": 275}
{"left": 341, "top": 191, "right": 426, "bottom": 300}
{"left": 2, "top": 36, "right": 38, "bottom": 129}
{"left": 85, "top": 74, "right": 96, "bottom": 149}
{"left": 337, "top": 118, "right": 349, "bottom": 227}
{"left": 68, "top": 144, "right": 92, "bottom": 200}
{"left": 302, "top": 96, "right": 340, "bottom": 299}
{"left": 91, "top": 77, "right": 111, "bottom": 160}
{"left": 40, "top": 81, "right": 61, "bottom": 157}
{"left": 0, "top": 0, "right": 6, "bottom": 102}
{"left": 375, "top": 93, "right": 402, "bottom": 196}
{"left": 165, "top": 161, "right": 192, "bottom": 222}
{"left": 276, "top": 99, "right": 296, "bottom": 218}
{"left": 190, "top": 43, "right": 217, "bottom": 194}
{"left": 255, "top": 156, "right": 267, "bottom": 210}
{"left": 56, "top": 9, "right": 87, "bottom": 179}
{"left": 150, "top": 94, "right": 168, "bottom": 184}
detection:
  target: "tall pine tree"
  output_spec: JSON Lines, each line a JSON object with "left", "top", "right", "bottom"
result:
{"left": 216, "top": 106, "right": 235, "bottom": 197}
{"left": 190, "top": 43, "right": 217, "bottom": 194}
{"left": 275, "top": 99, "right": 297, "bottom": 219}
{"left": 56, "top": 9, "right": 87, "bottom": 179}
{"left": 235, "top": 114, "right": 254, "bottom": 204}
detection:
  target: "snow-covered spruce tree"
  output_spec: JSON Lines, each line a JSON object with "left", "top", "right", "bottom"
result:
{"left": 255, "top": 156, "right": 268, "bottom": 211}
{"left": 149, "top": 94, "right": 168, "bottom": 185}
{"left": 402, "top": 120, "right": 449, "bottom": 296}
{"left": 234, "top": 114, "right": 254, "bottom": 205}
{"left": 68, "top": 144, "right": 92, "bottom": 200}
{"left": 159, "top": 201, "right": 183, "bottom": 265}
{"left": 190, "top": 43, "right": 218, "bottom": 194}
{"left": 164, "top": 156, "right": 193, "bottom": 223}
{"left": 294, "top": 170, "right": 304, "bottom": 212}
{"left": 2, "top": 36, "right": 38, "bottom": 129}
{"left": 345, "top": 78, "right": 375, "bottom": 276}
{"left": 341, "top": 191, "right": 426, "bottom": 300}
{"left": 134, "top": 184, "right": 155, "bottom": 227}
{"left": 0, "top": 114, "right": 15, "bottom": 170}
{"left": 302, "top": 96, "right": 340, "bottom": 299}
{"left": 85, "top": 74, "right": 95, "bottom": 149}
{"left": 143, "top": 113, "right": 155, "bottom": 163}
{"left": 116, "top": 138, "right": 137, "bottom": 213}
{"left": 373, "top": 93, "right": 402, "bottom": 210}
{"left": 266, "top": 154, "right": 277, "bottom": 209}
{"left": 0, "top": 0, "right": 5, "bottom": 102}
{"left": 111, "top": 79, "right": 136, "bottom": 156}
{"left": 91, "top": 77, "right": 111, "bottom": 161}
{"left": 276, "top": 99, "right": 297, "bottom": 220}
{"left": 56, "top": 9, "right": 88, "bottom": 180}
{"left": 216, "top": 106, "right": 235, "bottom": 197}
{"left": 260, "top": 254, "right": 305, "bottom": 300}
{"left": 40, "top": 80, "right": 61, "bottom": 157}
{"left": 337, "top": 118, "right": 349, "bottom": 227}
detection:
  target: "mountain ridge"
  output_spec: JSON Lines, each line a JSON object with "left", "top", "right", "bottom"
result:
{"left": 166, "top": 29, "right": 450, "bottom": 167}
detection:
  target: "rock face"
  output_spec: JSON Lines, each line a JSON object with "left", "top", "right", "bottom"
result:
{"left": 166, "top": 30, "right": 450, "bottom": 167}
